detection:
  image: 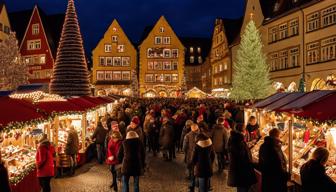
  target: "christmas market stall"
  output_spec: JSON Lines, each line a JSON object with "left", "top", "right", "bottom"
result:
{"left": 0, "top": 97, "right": 46, "bottom": 192}
{"left": 185, "top": 87, "right": 208, "bottom": 99}
{"left": 249, "top": 90, "right": 336, "bottom": 185}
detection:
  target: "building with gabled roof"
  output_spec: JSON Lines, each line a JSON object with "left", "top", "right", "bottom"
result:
{"left": 139, "top": 16, "right": 185, "bottom": 97}
{"left": 92, "top": 19, "right": 137, "bottom": 96}
{"left": 9, "top": 5, "right": 64, "bottom": 86}
{"left": 0, "top": 1, "right": 11, "bottom": 41}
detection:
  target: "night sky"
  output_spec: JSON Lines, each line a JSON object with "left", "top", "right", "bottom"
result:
{"left": 4, "top": 0, "right": 245, "bottom": 54}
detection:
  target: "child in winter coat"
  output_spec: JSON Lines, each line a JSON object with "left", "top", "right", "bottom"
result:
{"left": 106, "top": 131, "right": 123, "bottom": 191}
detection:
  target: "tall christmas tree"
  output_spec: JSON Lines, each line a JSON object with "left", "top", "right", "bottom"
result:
{"left": 0, "top": 32, "right": 28, "bottom": 91}
{"left": 230, "top": 20, "right": 272, "bottom": 101}
{"left": 50, "top": 0, "right": 90, "bottom": 96}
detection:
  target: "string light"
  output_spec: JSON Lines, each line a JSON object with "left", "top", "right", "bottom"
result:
{"left": 10, "top": 91, "right": 65, "bottom": 102}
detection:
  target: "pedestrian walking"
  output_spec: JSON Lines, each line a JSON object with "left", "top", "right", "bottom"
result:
{"left": 211, "top": 117, "right": 229, "bottom": 172}
{"left": 192, "top": 133, "right": 215, "bottom": 192}
{"left": 65, "top": 125, "right": 79, "bottom": 175}
{"left": 126, "top": 116, "right": 144, "bottom": 143}
{"left": 183, "top": 123, "right": 200, "bottom": 191}
{"left": 106, "top": 131, "right": 123, "bottom": 191}
{"left": 36, "top": 134, "right": 55, "bottom": 192}
{"left": 227, "top": 123, "right": 257, "bottom": 192}
{"left": 92, "top": 118, "right": 109, "bottom": 164}
{"left": 118, "top": 131, "right": 145, "bottom": 192}
{"left": 259, "top": 128, "right": 289, "bottom": 192}
{"left": 159, "top": 116, "right": 175, "bottom": 161}
{"left": 300, "top": 147, "right": 336, "bottom": 192}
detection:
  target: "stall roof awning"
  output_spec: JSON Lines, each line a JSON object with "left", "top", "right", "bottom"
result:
{"left": 0, "top": 97, "right": 45, "bottom": 129}
{"left": 296, "top": 93, "right": 336, "bottom": 121}
{"left": 81, "top": 96, "right": 108, "bottom": 105}
{"left": 254, "top": 92, "right": 289, "bottom": 108}
{"left": 35, "top": 101, "right": 85, "bottom": 115}
{"left": 98, "top": 97, "right": 115, "bottom": 103}
{"left": 264, "top": 92, "right": 306, "bottom": 111}
{"left": 68, "top": 97, "right": 98, "bottom": 110}
{"left": 278, "top": 90, "right": 336, "bottom": 112}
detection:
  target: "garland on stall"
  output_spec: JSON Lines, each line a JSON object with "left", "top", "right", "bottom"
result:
{"left": 294, "top": 116, "right": 336, "bottom": 127}
{"left": 9, "top": 163, "right": 36, "bottom": 185}
{"left": 1, "top": 117, "right": 52, "bottom": 133}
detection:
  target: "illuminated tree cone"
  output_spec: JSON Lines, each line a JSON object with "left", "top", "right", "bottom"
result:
{"left": 50, "top": 0, "right": 90, "bottom": 96}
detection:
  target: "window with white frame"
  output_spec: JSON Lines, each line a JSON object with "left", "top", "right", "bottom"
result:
{"left": 159, "top": 27, "right": 165, "bottom": 33}
{"left": 154, "top": 61, "right": 162, "bottom": 70}
{"left": 105, "top": 44, "right": 112, "bottom": 52}
{"left": 27, "top": 40, "right": 41, "bottom": 50}
{"left": 289, "top": 47, "right": 299, "bottom": 67}
{"left": 155, "top": 74, "right": 164, "bottom": 82}
{"left": 163, "top": 49, "right": 171, "bottom": 58}
{"left": 269, "top": 27, "right": 278, "bottom": 43}
{"left": 113, "top": 71, "right": 121, "bottom": 80}
{"left": 35, "top": 40, "right": 41, "bottom": 49}
{"left": 307, "top": 42, "right": 320, "bottom": 64}
{"left": 190, "top": 56, "right": 194, "bottom": 63}
{"left": 289, "top": 19, "right": 299, "bottom": 36}
{"left": 219, "top": 64, "right": 223, "bottom": 72}
{"left": 145, "top": 74, "right": 154, "bottom": 82}
{"left": 163, "top": 61, "right": 171, "bottom": 70}
{"left": 224, "top": 63, "right": 228, "bottom": 70}
{"left": 307, "top": 12, "right": 320, "bottom": 32}
{"left": 122, "top": 57, "right": 130, "bottom": 66}
{"left": 40, "top": 55, "right": 46, "bottom": 64}
{"left": 106, "top": 57, "right": 113, "bottom": 66}
{"left": 99, "top": 57, "right": 105, "bottom": 66}
{"left": 279, "top": 23, "right": 288, "bottom": 40}
{"left": 321, "top": 36, "right": 336, "bottom": 62}
{"left": 122, "top": 71, "right": 131, "bottom": 80}
{"left": 269, "top": 53, "right": 278, "bottom": 71}
{"left": 163, "top": 37, "right": 171, "bottom": 44}
{"left": 147, "top": 48, "right": 154, "bottom": 58}
{"left": 112, "top": 36, "right": 118, "bottom": 42}
{"left": 172, "top": 74, "right": 178, "bottom": 82}
{"left": 279, "top": 50, "right": 288, "bottom": 69}
{"left": 113, "top": 57, "right": 121, "bottom": 66}
{"left": 198, "top": 56, "right": 202, "bottom": 63}
{"left": 164, "top": 74, "right": 171, "bottom": 82}
{"left": 172, "top": 49, "right": 178, "bottom": 58}
{"left": 155, "top": 36, "right": 162, "bottom": 44}
{"left": 172, "top": 61, "right": 178, "bottom": 70}
{"left": 97, "top": 71, "right": 105, "bottom": 80}
{"left": 321, "top": 5, "right": 336, "bottom": 28}
{"left": 117, "top": 45, "right": 125, "bottom": 53}
{"left": 105, "top": 71, "right": 112, "bottom": 80}
{"left": 24, "top": 57, "right": 33, "bottom": 65}
{"left": 148, "top": 61, "right": 154, "bottom": 70}
{"left": 32, "top": 23, "right": 39, "bottom": 35}
{"left": 190, "top": 47, "right": 194, "bottom": 53}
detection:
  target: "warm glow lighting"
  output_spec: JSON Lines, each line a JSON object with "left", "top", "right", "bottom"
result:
{"left": 10, "top": 91, "right": 66, "bottom": 102}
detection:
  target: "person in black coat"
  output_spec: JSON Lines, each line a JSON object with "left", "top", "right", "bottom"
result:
{"left": 259, "top": 128, "right": 288, "bottom": 192}
{"left": 192, "top": 133, "right": 215, "bottom": 192}
{"left": 227, "top": 123, "right": 257, "bottom": 192}
{"left": 118, "top": 131, "right": 145, "bottom": 192}
{"left": 92, "top": 119, "right": 109, "bottom": 164}
{"left": 0, "top": 150, "right": 11, "bottom": 192}
{"left": 300, "top": 147, "right": 336, "bottom": 192}
{"left": 159, "top": 117, "right": 175, "bottom": 161}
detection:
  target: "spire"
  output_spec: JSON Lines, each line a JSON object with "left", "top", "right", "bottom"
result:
{"left": 50, "top": 0, "right": 91, "bottom": 96}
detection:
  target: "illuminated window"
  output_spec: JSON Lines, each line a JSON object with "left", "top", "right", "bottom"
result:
{"left": 163, "top": 37, "right": 171, "bottom": 44}
{"left": 122, "top": 71, "right": 130, "bottom": 80}
{"left": 105, "top": 44, "right": 112, "bottom": 52}
{"left": 97, "top": 71, "right": 105, "bottom": 80}
{"left": 112, "top": 36, "right": 118, "bottom": 42}
{"left": 32, "top": 24, "right": 39, "bottom": 35}
{"left": 105, "top": 71, "right": 112, "bottom": 80}
{"left": 113, "top": 57, "right": 121, "bottom": 66}
{"left": 122, "top": 57, "right": 130, "bottom": 66}
{"left": 112, "top": 71, "right": 121, "bottom": 80}
{"left": 106, "top": 57, "right": 113, "bottom": 66}
{"left": 190, "top": 56, "right": 194, "bottom": 63}
{"left": 197, "top": 47, "right": 201, "bottom": 53}
{"left": 40, "top": 55, "right": 46, "bottom": 64}
{"left": 117, "top": 45, "right": 125, "bottom": 53}
{"left": 155, "top": 36, "right": 162, "bottom": 44}
{"left": 190, "top": 47, "right": 194, "bottom": 53}
{"left": 99, "top": 57, "right": 105, "bottom": 66}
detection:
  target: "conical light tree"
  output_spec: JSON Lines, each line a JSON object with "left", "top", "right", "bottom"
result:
{"left": 230, "top": 20, "right": 272, "bottom": 101}
{"left": 50, "top": 0, "right": 90, "bottom": 96}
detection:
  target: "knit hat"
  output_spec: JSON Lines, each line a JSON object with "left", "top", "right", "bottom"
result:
{"left": 126, "top": 131, "right": 139, "bottom": 139}
{"left": 131, "top": 116, "right": 140, "bottom": 125}
{"left": 112, "top": 131, "right": 122, "bottom": 140}
{"left": 185, "top": 120, "right": 193, "bottom": 127}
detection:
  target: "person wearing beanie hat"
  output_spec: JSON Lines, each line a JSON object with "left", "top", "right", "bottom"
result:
{"left": 106, "top": 131, "right": 123, "bottom": 191}
{"left": 126, "top": 116, "right": 144, "bottom": 144}
{"left": 36, "top": 133, "right": 55, "bottom": 192}
{"left": 118, "top": 130, "right": 145, "bottom": 192}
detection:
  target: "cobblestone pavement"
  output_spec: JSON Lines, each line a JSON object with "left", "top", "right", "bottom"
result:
{"left": 52, "top": 153, "right": 235, "bottom": 192}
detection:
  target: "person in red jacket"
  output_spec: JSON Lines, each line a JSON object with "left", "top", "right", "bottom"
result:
{"left": 106, "top": 131, "right": 123, "bottom": 191}
{"left": 36, "top": 134, "right": 55, "bottom": 192}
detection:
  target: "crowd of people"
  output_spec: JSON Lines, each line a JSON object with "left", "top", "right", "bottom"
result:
{"left": 0, "top": 98, "right": 336, "bottom": 192}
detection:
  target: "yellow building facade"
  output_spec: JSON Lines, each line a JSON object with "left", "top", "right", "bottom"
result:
{"left": 232, "top": 0, "right": 336, "bottom": 92}
{"left": 139, "top": 16, "right": 185, "bottom": 97}
{"left": 0, "top": 3, "right": 11, "bottom": 42}
{"left": 92, "top": 19, "right": 137, "bottom": 96}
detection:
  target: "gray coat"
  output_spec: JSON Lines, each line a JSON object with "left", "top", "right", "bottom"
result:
{"left": 211, "top": 124, "right": 229, "bottom": 153}
{"left": 183, "top": 131, "right": 199, "bottom": 167}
